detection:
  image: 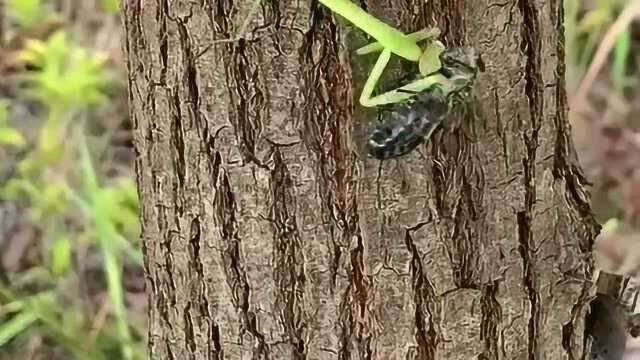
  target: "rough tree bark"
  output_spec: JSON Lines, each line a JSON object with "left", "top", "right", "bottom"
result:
{"left": 122, "top": 0, "right": 600, "bottom": 358}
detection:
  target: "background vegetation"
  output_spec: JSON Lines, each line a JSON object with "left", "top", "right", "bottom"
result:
{"left": 1, "top": 0, "right": 640, "bottom": 358}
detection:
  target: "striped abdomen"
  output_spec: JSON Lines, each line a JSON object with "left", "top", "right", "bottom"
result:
{"left": 366, "top": 91, "right": 449, "bottom": 160}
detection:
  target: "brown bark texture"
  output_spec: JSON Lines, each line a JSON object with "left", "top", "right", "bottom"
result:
{"left": 121, "top": 0, "right": 601, "bottom": 358}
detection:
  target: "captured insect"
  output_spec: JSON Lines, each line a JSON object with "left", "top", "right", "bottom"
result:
{"left": 317, "top": 0, "right": 480, "bottom": 160}
{"left": 366, "top": 88, "right": 449, "bottom": 160}
{"left": 365, "top": 49, "right": 479, "bottom": 160}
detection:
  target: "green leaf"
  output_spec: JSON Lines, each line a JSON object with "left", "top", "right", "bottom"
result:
{"left": 0, "top": 310, "right": 39, "bottom": 347}
{"left": 0, "top": 178, "right": 38, "bottom": 201}
{"left": 602, "top": 218, "right": 620, "bottom": 235}
{"left": 611, "top": 29, "right": 631, "bottom": 93}
{"left": 577, "top": 8, "right": 611, "bottom": 34}
{"left": 50, "top": 235, "right": 72, "bottom": 276}
{"left": 101, "top": 0, "right": 120, "bottom": 14}
{"left": 0, "top": 99, "right": 9, "bottom": 123}
{"left": 0, "top": 128, "right": 26, "bottom": 147}
{"left": 7, "top": 0, "right": 45, "bottom": 29}
{"left": 18, "top": 30, "right": 110, "bottom": 111}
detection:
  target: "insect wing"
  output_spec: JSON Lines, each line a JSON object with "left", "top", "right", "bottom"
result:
{"left": 367, "top": 91, "right": 448, "bottom": 160}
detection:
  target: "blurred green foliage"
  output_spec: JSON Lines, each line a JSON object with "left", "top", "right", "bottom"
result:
{"left": 18, "top": 31, "right": 110, "bottom": 109}
{"left": 0, "top": 100, "right": 26, "bottom": 148}
{"left": 7, "top": 0, "right": 48, "bottom": 29}
{"left": 565, "top": 0, "right": 634, "bottom": 92}
{"left": 0, "top": 1, "right": 144, "bottom": 359}
{"left": 101, "top": 0, "right": 120, "bottom": 14}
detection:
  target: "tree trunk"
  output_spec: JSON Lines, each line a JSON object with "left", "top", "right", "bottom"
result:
{"left": 122, "top": 0, "right": 600, "bottom": 358}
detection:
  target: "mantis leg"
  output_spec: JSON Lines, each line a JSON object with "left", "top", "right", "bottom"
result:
{"left": 317, "top": 0, "right": 421, "bottom": 61}
{"left": 356, "top": 28, "right": 441, "bottom": 56}
{"left": 359, "top": 47, "right": 450, "bottom": 107}
{"left": 359, "top": 48, "right": 391, "bottom": 107}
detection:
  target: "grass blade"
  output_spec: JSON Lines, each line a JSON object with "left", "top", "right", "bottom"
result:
{"left": 0, "top": 310, "right": 39, "bottom": 347}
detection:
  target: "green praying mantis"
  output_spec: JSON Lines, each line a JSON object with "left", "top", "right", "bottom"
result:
{"left": 215, "top": 0, "right": 480, "bottom": 159}
{"left": 216, "top": 0, "right": 479, "bottom": 108}
{"left": 316, "top": 0, "right": 479, "bottom": 108}
{"left": 317, "top": 0, "right": 441, "bottom": 107}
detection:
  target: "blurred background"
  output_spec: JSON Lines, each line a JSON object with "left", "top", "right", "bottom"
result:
{"left": 0, "top": 1, "right": 143, "bottom": 359}
{"left": 1, "top": 0, "right": 640, "bottom": 359}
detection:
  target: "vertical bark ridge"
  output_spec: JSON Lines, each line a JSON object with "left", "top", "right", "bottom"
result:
{"left": 207, "top": 0, "right": 234, "bottom": 40}
{"left": 517, "top": 210, "right": 541, "bottom": 360}
{"left": 410, "top": 14, "right": 486, "bottom": 302}
{"left": 298, "top": 3, "right": 374, "bottom": 358}
{"left": 206, "top": 153, "right": 224, "bottom": 360}
{"left": 405, "top": 223, "right": 442, "bottom": 360}
{"left": 549, "top": 0, "right": 599, "bottom": 242}
{"left": 548, "top": 0, "right": 599, "bottom": 357}
{"left": 399, "top": 0, "right": 488, "bottom": 296}
{"left": 158, "top": 0, "right": 169, "bottom": 83}
{"left": 478, "top": 280, "right": 502, "bottom": 360}
{"left": 208, "top": 0, "right": 271, "bottom": 169}
{"left": 269, "top": 150, "right": 308, "bottom": 359}
{"left": 225, "top": 39, "right": 269, "bottom": 167}
{"left": 435, "top": 143, "right": 486, "bottom": 289}
{"left": 413, "top": 0, "right": 466, "bottom": 46}
{"left": 216, "top": 171, "right": 271, "bottom": 359}
{"left": 517, "top": 0, "right": 544, "bottom": 358}
{"left": 127, "top": 0, "right": 180, "bottom": 356}
{"left": 298, "top": 1, "right": 352, "bottom": 248}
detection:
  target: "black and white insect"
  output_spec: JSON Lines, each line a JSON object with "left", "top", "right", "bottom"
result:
{"left": 365, "top": 47, "right": 480, "bottom": 160}
{"left": 366, "top": 89, "right": 448, "bottom": 160}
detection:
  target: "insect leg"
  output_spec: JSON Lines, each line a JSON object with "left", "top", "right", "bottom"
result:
{"left": 356, "top": 28, "right": 441, "bottom": 55}
{"left": 359, "top": 48, "right": 393, "bottom": 107}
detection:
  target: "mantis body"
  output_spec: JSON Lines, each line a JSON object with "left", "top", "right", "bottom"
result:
{"left": 317, "top": 0, "right": 478, "bottom": 108}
